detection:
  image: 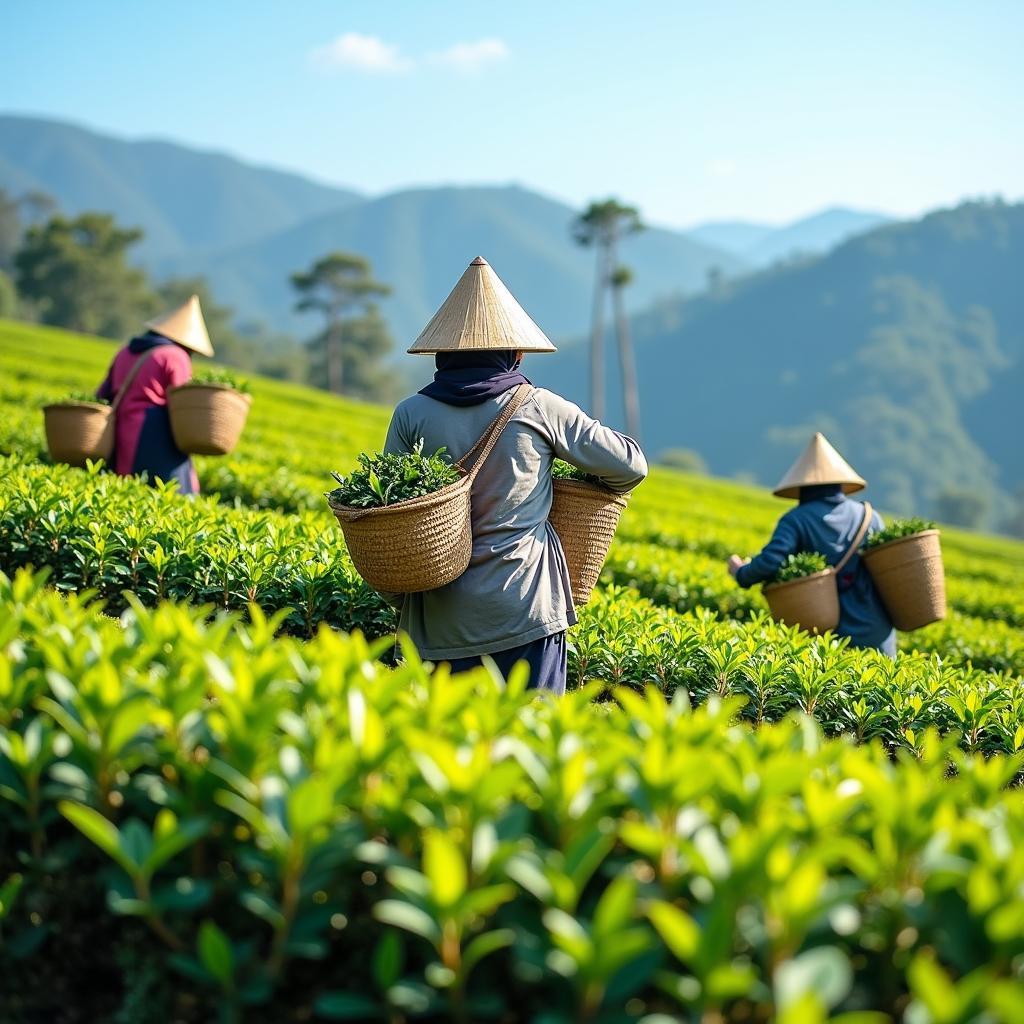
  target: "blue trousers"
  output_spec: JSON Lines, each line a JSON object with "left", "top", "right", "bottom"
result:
{"left": 444, "top": 631, "right": 567, "bottom": 696}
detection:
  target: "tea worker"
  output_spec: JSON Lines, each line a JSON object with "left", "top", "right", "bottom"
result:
{"left": 727, "top": 432, "right": 896, "bottom": 655}
{"left": 96, "top": 295, "right": 212, "bottom": 495}
{"left": 383, "top": 257, "right": 648, "bottom": 695}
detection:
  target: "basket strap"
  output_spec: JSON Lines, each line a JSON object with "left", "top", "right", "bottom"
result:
{"left": 458, "top": 384, "right": 534, "bottom": 480}
{"left": 109, "top": 350, "right": 158, "bottom": 414}
{"left": 834, "top": 501, "right": 873, "bottom": 575}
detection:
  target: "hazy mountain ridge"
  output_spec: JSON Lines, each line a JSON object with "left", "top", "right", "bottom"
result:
{"left": 687, "top": 206, "right": 893, "bottom": 266}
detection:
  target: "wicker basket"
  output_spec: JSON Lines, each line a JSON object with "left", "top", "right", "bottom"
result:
{"left": 550, "top": 479, "right": 629, "bottom": 607}
{"left": 862, "top": 530, "right": 946, "bottom": 630}
{"left": 168, "top": 383, "right": 252, "bottom": 456}
{"left": 43, "top": 402, "right": 115, "bottom": 467}
{"left": 763, "top": 570, "right": 840, "bottom": 635}
{"left": 328, "top": 384, "right": 534, "bottom": 595}
{"left": 331, "top": 472, "right": 474, "bottom": 593}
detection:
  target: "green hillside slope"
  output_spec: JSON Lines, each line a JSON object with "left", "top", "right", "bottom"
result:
{"left": 536, "top": 200, "right": 1024, "bottom": 525}
{"left": 4, "top": 317, "right": 1024, "bottom": 684}
{"left": 0, "top": 114, "right": 362, "bottom": 260}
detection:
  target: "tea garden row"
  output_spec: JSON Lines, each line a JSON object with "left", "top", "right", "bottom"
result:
{"left": 3, "top": 318, "right": 1020, "bottom": 586}
{"left": 3, "top": 567, "right": 1024, "bottom": 1021}
{"left": 3, "top": 457, "right": 1024, "bottom": 756}
{"left": 3, "top": 321, "right": 1024, "bottom": 671}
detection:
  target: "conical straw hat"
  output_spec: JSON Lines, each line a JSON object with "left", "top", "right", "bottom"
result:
{"left": 773, "top": 432, "right": 866, "bottom": 499}
{"left": 408, "top": 257, "right": 556, "bottom": 354}
{"left": 145, "top": 295, "right": 214, "bottom": 357}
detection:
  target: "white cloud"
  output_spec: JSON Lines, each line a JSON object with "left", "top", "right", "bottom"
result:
{"left": 310, "top": 33, "right": 412, "bottom": 74}
{"left": 427, "top": 37, "right": 509, "bottom": 73}
{"left": 310, "top": 33, "right": 509, "bottom": 76}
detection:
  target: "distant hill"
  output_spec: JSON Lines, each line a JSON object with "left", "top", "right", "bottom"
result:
{"left": 0, "top": 115, "right": 743, "bottom": 343}
{"left": 687, "top": 207, "right": 892, "bottom": 267}
{"left": 175, "top": 185, "right": 746, "bottom": 344}
{"left": 536, "top": 200, "right": 1023, "bottom": 525}
{"left": 0, "top": 114, "right": 362, "bottom": 261}
{"left": 686, "top": 220, "right": 774, "bottom": 254}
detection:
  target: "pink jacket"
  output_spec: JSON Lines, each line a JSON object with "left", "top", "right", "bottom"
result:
{"left": 98, "top": 342, "right": 198, "bottom": 490}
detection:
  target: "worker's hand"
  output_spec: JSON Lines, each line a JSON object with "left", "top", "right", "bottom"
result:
{"left": 727, "top": 554, "right": 748, "bottom": 578}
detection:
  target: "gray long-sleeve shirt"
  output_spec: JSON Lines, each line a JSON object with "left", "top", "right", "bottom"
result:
{"left": 383, "top": 387, "right": 648, "bottom": 660}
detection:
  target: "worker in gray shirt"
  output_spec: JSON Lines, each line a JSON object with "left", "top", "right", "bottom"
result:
{"left": 383, "top": 257, "right": 648, "bottom": 695}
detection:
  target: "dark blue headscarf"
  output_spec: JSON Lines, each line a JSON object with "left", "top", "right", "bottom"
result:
{"left": 419, "top": 351, "right": 531, "bottom": 407}
{"left": 799, "top": 483, "right": 844, "bottom": 504}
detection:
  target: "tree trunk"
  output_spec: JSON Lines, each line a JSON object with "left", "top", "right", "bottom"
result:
{"left": 326, "top": 314, "right": 343, "bottom": 394}
{"left": 589, "top": 246, "right": 607, "bottom": 420}
{"left": 609, "top": 237, "right": 641, "bottom": 441}
{"left": 612, "top": 279, "right": 641, "bottom": 441}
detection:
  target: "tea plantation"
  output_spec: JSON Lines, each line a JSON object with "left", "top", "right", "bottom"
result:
{"left": 3, "top": 318, "right": 1024, "bottom": 1022}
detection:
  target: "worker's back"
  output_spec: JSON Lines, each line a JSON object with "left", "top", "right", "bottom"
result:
{"left": 384, "top": 386, "right": 647, "bottom": 661}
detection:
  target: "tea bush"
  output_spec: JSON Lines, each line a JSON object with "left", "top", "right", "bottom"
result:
{"left": 602, "top": 541, "right": 1024, "bottom": 664}
{"left": 3, "top": 568, "right": 1024, "bottom": 1022}
{"left": 572, "top": 587, "right": 1024, "bottom": 754}
{"left": 0, "top": 456, "right": 394, "bottom": 640}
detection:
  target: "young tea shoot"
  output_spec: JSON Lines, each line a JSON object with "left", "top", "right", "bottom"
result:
{"left": 552, "top": 459, "right": 602, "bottom": 485}
{"left": 865, "top": 517, "right": 937, "bottom": 548}
{"left": 327, "top": 439, "right": 461, "bottom": 509}
{"left": 774, "top": 551, "right": 829, "bottom": 583}
{"left": 187, "top": 370, "right": 252, "bottom": 394}
{"left": 63, "top": 391, "right": 109, "bottom": 405}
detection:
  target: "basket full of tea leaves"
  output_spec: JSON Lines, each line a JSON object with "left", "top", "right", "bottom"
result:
{"left": 861, "top": 517, "right": 946, "bottom": 630}
{"left": 326, "top": 440, "right": 474, "bottom": 594}
{"left": 549, "top": 460, "right": 629, "bottom": 607}
{"left": 762, "top": 552, "right": 839, "bottom": 635}
{"left": 168, "top": 371, "right": 252, "bottom": 456}
{"left": 42, "top": 392, "right": 113, "bottom": 467}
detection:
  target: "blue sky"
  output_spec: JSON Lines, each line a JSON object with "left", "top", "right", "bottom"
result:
{"left": 3, "top": 0, "right": 1021, "bottom": 228}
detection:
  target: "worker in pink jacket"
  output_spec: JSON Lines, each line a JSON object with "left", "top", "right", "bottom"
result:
{"left": 96, "top": 295, "right": 212, "bottom": 494}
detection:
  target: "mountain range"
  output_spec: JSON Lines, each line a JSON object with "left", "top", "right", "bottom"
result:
{"left": 0, "top": 114, "right": 742, "bottom": 342}
{"left": 534, "top": 200, "right": 1023, "bottom": 526}
{"left": 2, "top": 114, "right": 890, "bottom": 345}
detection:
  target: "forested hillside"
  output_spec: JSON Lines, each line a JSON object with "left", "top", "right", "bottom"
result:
{"left": 536, "top": 200, "right": 1024, "bottom": 528}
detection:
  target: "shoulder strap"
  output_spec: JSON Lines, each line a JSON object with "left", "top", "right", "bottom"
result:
{"left": 110, "top": 349, "right": 158, "bottom": 413}
{"left": 457, "top": 384, "right": 534, "bottom": 479}
{"left": 835, "top": 501, "right": 873, "bottom": 574}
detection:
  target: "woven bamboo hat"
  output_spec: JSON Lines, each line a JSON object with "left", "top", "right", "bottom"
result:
{"left": 145, "top": 295, "right": 214, "bottom": 357}
{"left": 408, "top": 256, "right": 556, "bottom": 354}
{"left": 773, "top": 432, "right": 866, "bottom": 499}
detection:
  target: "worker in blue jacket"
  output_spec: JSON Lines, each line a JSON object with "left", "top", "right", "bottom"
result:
{"left": 727, "top": 432, "right": 896, "bottom": 655}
